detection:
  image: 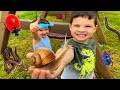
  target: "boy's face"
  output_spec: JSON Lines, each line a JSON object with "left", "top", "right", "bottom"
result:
{"left": 38, "top": 28, "right": 49, "bottom": 38}
{"left": 69, "top": 16, "right": 97, "bottom": 44}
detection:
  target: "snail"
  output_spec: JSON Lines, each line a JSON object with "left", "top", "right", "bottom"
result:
{"left": 31, "top": 48, "right": 55, "bottom": 68}
{"left": 30, "top": 35, "right": 74, "bottom": 79}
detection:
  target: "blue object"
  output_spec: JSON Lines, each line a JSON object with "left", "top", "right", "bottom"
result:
{"left": 102, "top": 51, "right": 111, "bottom": 65}
{"left": 38, "top": 23, "right": 54, "bottom": 29}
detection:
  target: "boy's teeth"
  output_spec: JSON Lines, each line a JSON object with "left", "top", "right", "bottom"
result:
{"left": 77, "top": 34, "right": 86, "bottom": 36}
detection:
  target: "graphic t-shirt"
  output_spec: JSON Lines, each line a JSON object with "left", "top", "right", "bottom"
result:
{"left": 61, "top": 38, "right": 96, "bottom": 79}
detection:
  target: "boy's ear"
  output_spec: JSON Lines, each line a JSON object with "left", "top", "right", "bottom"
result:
{"left": 94, "top": 25, "right": 97, "bottom": 33}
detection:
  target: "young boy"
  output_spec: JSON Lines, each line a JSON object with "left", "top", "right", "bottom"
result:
{"left": 26, "top": 18, "right": 54, "bottom": 59}
{"left": 28, "top": 11, "right": 98, "bottom": 79}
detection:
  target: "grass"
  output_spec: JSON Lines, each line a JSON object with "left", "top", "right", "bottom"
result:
{"left": 0, "top": 11, "right": 120, "bottom": 79}
{"left": 98, "top": 11, "right": 120, "bottom": 78}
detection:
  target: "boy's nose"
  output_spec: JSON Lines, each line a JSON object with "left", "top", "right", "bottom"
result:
{"left": 78, "top": 27, "right": 85, "bottom": 32}
{"left": 43, "top": 31, "right": 47, "bottom": 34}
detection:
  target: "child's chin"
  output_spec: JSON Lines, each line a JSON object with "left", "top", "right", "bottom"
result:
{"left": 42, "top": 35, "right": 47, "bottom": 38}
{"left": 77, "top": 38, "right": 88, "bottom": 43}
{"left": 77, "top": 37, "right": 87, "bottom": 41}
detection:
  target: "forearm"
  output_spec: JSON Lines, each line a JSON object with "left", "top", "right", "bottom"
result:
{"left": 32, "top": 32, "right": 40, "bottom": 40}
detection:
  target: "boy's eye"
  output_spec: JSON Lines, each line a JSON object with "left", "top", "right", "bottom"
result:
{"left": 74, "top": 25, "right": 80, "bottom": 27}
{"left": 40, "top": 30, "right": 43, "bottom": 31}
{"left": 45, "top": 28, "right": 49, "bottom": 30}
{"left": 85, "top": 25, "right": 91, "bottom": 27}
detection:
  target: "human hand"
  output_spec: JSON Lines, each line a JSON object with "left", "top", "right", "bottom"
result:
{"left": 30, "top": 18, "right": 41, "bottom": 33}
{"left": 28, "top": 66, "right": 55, "bottom": 79}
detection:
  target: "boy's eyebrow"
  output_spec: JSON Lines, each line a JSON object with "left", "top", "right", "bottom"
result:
{"left": 74, "top": 24, "right": 80, "bottom": 26}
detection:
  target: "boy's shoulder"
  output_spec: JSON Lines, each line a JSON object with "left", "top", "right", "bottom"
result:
{"left": 67, "top": 38, "right": 96, "bottom": 45}
{"left": 67, "top": 38, "right": 75, "bottom": 45}
{"left": 88, "top": 39, "right": 96, "bottom": 44}
{"left": 87, "top": 39, "right": 96, "bottom": 46}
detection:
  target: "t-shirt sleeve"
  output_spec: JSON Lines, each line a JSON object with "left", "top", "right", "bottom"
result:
{"left": 91, "top": 39, "right": 96, "bottom": 56}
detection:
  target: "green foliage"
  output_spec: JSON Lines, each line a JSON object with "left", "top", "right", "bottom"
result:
{"left": 98, "top": 11, "right": 120, "bottom": 78}
{"left": 16, "top": 11, "right": 41, "bottom": 20}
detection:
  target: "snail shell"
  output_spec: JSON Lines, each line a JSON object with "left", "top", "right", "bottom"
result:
{"left": 31, "top": 48, "right": 55, "bottom": 68}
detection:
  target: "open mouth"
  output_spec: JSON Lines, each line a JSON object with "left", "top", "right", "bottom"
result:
{"left": 42, "top": 34, "right": 47, "bottom": 37}
{"left": 77, "top": 34, "right": 87, "bottom": 37}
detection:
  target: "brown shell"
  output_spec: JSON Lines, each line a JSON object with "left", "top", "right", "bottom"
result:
{"left": 31, "top": 48, "right": 55, "bottom": 68}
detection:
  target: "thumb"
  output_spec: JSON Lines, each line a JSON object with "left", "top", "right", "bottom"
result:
{"left": 36, "top": 17, "right": 40, "bottom": 23}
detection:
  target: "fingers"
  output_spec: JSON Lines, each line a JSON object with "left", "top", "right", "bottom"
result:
{"left": 28, "top": 64, "right": 58, "bottom": 79}
{"left": 30, "top": 18, "right": 41, "bottom": 32}
{"left": 28, "top": 66, "right": 35, "bottom": 73}
{"left": 30, "top": 25, "right": 40, "bottom": 33}
{"left": 38, "top": 70, "right": 52, "bottom": 79}
{"left": 28, "top": 67, "right": 53, "bottom": 79}
{"left": 36, "top": 17, "right": 40, "bottom": 23}
{"left": 45, "top": 70, "right": 52, "bottom": 79}
{"left": 31, "top": 68, "right": 41, "bottom": 79}
{"left": 38, "top": 70, "right": 46, "bottom": 79}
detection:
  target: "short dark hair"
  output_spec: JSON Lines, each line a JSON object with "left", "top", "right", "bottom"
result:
{"left": 39, "top": 18, "right": 51, "bottom": 30}
{"left": 70, "top": 11, "right": 98, "bottom": 26}
{"left": 39, "top": 18, "right": 49, "bottom": 24}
